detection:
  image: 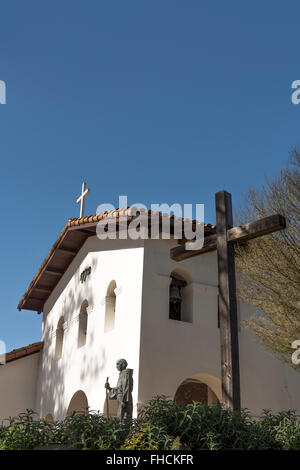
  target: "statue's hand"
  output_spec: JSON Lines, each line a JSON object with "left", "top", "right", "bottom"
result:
{"left": 105, "top": 382, "right": 111, "bottom": 390}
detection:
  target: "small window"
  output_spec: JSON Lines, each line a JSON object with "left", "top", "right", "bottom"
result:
{"left": 104, "top": 281, "right": 116, "bottom": 333}
{"left": 55, "top": 317, "right": 64, "bottom": 360}
{"left": 78, "top": 300, "right": 88, "bottom": 348}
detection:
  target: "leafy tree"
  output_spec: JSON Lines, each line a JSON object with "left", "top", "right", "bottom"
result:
{"left": 235, "top": 149, "right": 300, "bottom": 368}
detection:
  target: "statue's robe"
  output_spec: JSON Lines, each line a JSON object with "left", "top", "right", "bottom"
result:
{"left": 109, "top": 368, "right": 133, "bottom": 420}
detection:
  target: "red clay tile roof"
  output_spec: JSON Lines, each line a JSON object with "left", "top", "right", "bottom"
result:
{"left": 3, "top": 342, "right": 43, "bottom": 364}
{"left": 17, "top": 209, "right": 215, "bottom": 313}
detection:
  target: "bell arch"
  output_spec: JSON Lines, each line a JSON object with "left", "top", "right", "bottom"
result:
{"left": 169, "top": 268, "right": 193, "bottom": 322}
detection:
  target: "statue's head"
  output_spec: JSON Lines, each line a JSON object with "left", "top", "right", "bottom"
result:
{"left": 116, "top": 358, "right": 128, "bottom": 371}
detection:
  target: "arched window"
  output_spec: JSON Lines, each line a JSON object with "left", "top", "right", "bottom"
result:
{"left": 104, "top": 281, "right": 116, "bottom": 333}
{"left": 78, "top": 300, "right": 88, "bottom": 348}
{"left": 169, "top": 269, "right": 192, "bottom": 323}
{"left": 55, "top": 317, "right": 64, "bottom": 360}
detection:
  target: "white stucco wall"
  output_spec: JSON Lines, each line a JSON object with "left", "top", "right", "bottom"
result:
{"left": 138, "top": 238, "right": 300, "bottom": 415}
{"left": 239, "top": 304, "right": 300, "bottom": 415}
{"left": 36, "top": 236, "right": 144, "bottom": 420}
{"left": 138, "top": 238, "right": 222, "bottom": 406}
{"left": 0, "top": 353, "right": 40, "bottom": 424}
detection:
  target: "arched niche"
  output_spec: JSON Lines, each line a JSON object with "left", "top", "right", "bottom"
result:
{"left": 104, "top": 281, "right": 117, "bottom": 333}
{"left": 174, "top": 373, "right": 221, "bottom": 406}
{"left": 45, "top": 413, "right": 54, "bottom": 424}
{"left": 66, "top": 390, "right": 89, "bottom": 416}
{"left": 55, "top": 316, "right": 64, "bottom": 360}
{"left": 78, "top": 299, "right": 88, "bottom": 348}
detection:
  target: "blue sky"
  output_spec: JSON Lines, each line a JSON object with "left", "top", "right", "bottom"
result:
{"left": 1, "top": 1, "right": 299, "bottom": 351}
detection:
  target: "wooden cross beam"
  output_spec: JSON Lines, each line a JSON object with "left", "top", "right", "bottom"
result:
{"left": 170, "top": 190, "right": 286, "bottom": 411}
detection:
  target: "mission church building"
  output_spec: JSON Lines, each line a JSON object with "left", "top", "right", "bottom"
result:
{"left": 1, "top": 203, "right": 300, "bottom": 423}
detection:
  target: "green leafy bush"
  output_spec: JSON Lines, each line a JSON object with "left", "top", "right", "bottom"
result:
{"left": 258, "top": 410, "right": 300, "bottom": 450}
{"left": 0, "top": 397, "right": 300, "bottom": 450}
{"left": 0, "top": 410, "right": 57, "bottom": 450}
{"left": 120, "top": 424, "right": 174, "bottom": 450}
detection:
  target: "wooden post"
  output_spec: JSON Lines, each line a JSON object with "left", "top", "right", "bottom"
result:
{"left": 170, "top": 190, "right": 285, "bottom": 411}
{"left": 106, "top": 376, "right": 110, "bottom": 418}
{"left": 215, "top": 190, "right": 241, "bottom": 411}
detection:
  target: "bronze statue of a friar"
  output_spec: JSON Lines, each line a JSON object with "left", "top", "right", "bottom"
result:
{"left": 105, "top": 359, "right": 133, "bottom": 420}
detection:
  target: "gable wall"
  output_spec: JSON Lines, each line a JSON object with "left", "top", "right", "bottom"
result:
{"left": 36, "top": 236, "right": 145, "bottom": 420}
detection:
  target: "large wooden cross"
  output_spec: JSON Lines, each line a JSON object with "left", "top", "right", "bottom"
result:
{"left": 170, "top": 190, "right": 286, "bottom": 411}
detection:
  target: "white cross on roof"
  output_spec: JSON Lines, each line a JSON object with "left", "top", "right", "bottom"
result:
{"left": 76, "top": 182, "right": 90, "bottom": 218}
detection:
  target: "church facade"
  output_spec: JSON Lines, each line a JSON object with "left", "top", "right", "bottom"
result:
{"left": 1, "top": 209, "right": 300, "bottom": 423}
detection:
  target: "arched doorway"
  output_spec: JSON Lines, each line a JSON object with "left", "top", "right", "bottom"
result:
{"left": 67, "top": 390, "right": 88, "bottom": 416}
{"left": 174, "top": 374, "right": 221, "bottom": 406}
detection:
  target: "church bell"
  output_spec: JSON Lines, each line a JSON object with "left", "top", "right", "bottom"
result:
{"left": 170, "top": 285, "right": 182, "bottom": 303}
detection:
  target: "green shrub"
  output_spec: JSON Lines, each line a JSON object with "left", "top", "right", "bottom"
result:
{"left": 120, "top": 424, "right": 174, "bottom": 450}
{"left": 258, "top": 410, "right": 300, "bottom": 450}
{"left": 0, "top": 410, "right": 57, "bottom": 450}
{"left": 0, "top": 398, "right": 299, "bottom": 450}
{"left": 140, "top": 397, "right": 260, "bottom": 450}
